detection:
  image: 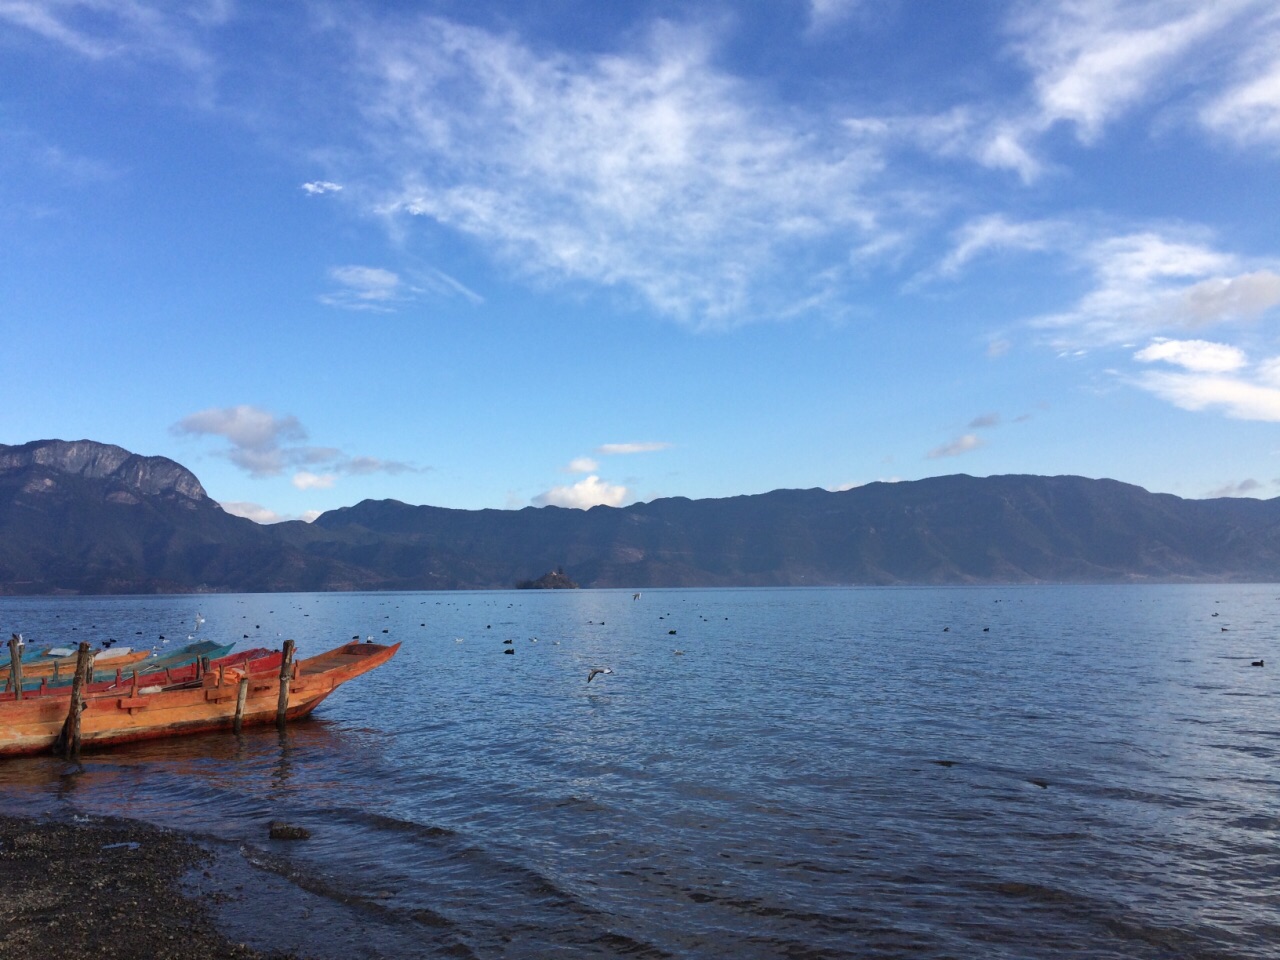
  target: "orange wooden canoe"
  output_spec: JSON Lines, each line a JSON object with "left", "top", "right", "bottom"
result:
{"left": 0, "top": 640, "right": 399, "bottom": 757}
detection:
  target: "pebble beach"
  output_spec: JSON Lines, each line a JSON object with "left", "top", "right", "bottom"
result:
{"left": 0, "top": 813, "right": 304, "bottom": 960}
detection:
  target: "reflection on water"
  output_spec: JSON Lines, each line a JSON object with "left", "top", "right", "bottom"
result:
{"left": 1, "top": 585, "right": 1277, "bottom": 959}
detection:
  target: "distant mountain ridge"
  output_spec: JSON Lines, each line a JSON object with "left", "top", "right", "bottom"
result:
{"left": 2, "top": 438, "right": 1279, "bottom": 594}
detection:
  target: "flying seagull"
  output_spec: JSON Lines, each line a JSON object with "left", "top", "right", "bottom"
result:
{"left": 587, "top": 667, "right": 613, "bottom": 683}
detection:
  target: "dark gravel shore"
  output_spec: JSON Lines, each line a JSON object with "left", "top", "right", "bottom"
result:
{"left": 0, "top": 813, "right": 305, "bottom": 960}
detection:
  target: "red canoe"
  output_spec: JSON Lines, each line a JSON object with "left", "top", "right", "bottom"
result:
{"left": 0, "top": 640, "right": 399, "bottom": 756}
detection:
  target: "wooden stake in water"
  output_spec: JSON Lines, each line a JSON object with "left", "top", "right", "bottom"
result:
{"left": 276, "top": 639, "right": 295, "bottom": 727}
{"left": 6, "top": 634, "right": 23, "bottom": 702}
{"left": 57, "top": 642, "right": 93, "bottom": 760}
{"left": 234, "top": 676, "right": 250, "bottom": 734}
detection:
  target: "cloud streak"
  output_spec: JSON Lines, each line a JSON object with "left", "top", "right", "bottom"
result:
{"left": 596, "top": 441, "right": 672, "bottom": 455}
{"left": 319, "top": 263, "right": 483, "bottom": 311}
{"left": 352, "top": 16, "right": 886, "bottom": 328}
{"left": 320, "top": 265, "right": 404, "bottom": 312}
{"left": 172, "top": 404, "right": 421, "bottom": 481}
{"left": 1032, "top": 232, "right": 1280, "bottom": 349}
{"left": 1131, "top": 338, "right": 1280, "bottom": 421}
{"left": 0, "top": 0, "right": 226, "bottom": 71}
{"left": 926, "top": 434, "right": 984, "bottom": 459}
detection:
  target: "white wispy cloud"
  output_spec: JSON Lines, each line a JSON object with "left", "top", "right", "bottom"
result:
{"left": 926, "top": 434, "right": 984, "bottom": 459}
{"left": 352, "top": 16, "right": 886, "bottom": 328}
{"left": 1133, "top": 338, "right": 1247, "bottom": 373}
{"left": 533, "top": 475, "right": 629, "bottom": 509}
{"left": 596, "top": 441, "right": 673, "bottom": 455}
{"left": 1133, "top": 370, "right": 1280, "bottom": 420}
{"left": 934, "top": 215, "right": 1061, "bottom": 278}
{"left": 856, "top": 2, "right": 1275, "bottom": 180}
{"left": 1202, "top": 62, "right": 1280, "bottom": 148}
{"left": 1131, "top": 337, "right": 1280, "bottom": 419}
{"left": 1198, "top": 10, "right": 1280, "bottom": 148}
{"left": 1130, "top": 338, "right": 1280, "bottom": 421}
{"left": 320, "top": 265, "right": 403, "bottom": 312}
{"left": 565, "top": 457, "right": 599, "bottom": 473}
{"left": 172, "top": 404, "right": 421, "bottom": 479}
{"left": 1032, "top": 232, "right": 1280, "bottom": 348}
{"left": 319, "top": 263, "right": 482, "bottom": 311}
{"left": 841, "top": 106, "right": 1045, "bottom": 183}
{"left": 0, "top": 0, "right": 226, "bottom": 71}
{"left": 968, "top": 413, "right": 1001, "bottom": 429}
{"left": 1008, "top": 1, "right": 1234, "bottom": 145}
{"left": 301, "top": 180, "right": 343, "bottom": 195}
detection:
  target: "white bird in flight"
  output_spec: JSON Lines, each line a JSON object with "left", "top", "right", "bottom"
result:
{"left": 587, "top": 667, "right": 613, "bottom": 683}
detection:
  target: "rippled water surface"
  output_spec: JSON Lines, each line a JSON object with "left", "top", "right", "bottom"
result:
{"left": 1, "top": 586, "right": 1277, "bottom": 958}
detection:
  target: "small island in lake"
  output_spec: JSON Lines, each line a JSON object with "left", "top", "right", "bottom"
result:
{"left": 516, "top": 568, "right": 579, "bottom": 589}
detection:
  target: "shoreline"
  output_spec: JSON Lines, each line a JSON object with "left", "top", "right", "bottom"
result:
{"left": 0, "top": 812, "right": 305, "bottom": 960}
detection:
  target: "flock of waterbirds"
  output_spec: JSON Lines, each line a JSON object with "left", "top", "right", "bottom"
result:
{"left": 21, "top": 594, "right": 1267, "bottom": 694}
{"left": 9, "top": 590, "right": 1267, "bottom": 802}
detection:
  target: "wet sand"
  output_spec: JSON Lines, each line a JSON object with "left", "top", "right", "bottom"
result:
{"left": 0, "top": 813, "right": 304, "bottom": 960}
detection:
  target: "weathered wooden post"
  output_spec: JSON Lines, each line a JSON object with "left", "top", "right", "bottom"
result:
{"left": 233, "top": 676, "right": 250, "bottom": 734}
{"left": 275, "top": 639, "right": 295, "bottom": 728}
{"left": 56, "top": 642, "right": 93, "bottom": 760}
{"left": 7, "top": 634, "right": 24, "bottom": 701}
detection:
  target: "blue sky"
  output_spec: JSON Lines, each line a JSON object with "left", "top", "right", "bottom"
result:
{"left": 3, "top": 0, "right": 1280, "bottom": 522}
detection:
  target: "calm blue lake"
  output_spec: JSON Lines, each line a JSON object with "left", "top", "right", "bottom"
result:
{"left": 1, "top": 585, "right": 1276, "bottom": 959}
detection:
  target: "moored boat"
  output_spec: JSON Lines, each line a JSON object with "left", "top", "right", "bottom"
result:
{"left": 4, "top": 646, "right": 272, "bottom": 701}
{"left": 38, "top": 640, "right": 237, "bottom": 689}
{"left": 0, "top": 640, "right": 399, "bottom": 756}
{"left": 12, "top": 648, "right": 150, "bottom": 681}
{"left": 129, "top": 640, "right": 232, "bottom": 672}
{"left": 0, "top": 640, "right": 53, "bottom": 668}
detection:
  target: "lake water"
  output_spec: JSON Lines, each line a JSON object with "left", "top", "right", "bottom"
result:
{"left": 0, "top": 585, "right": 1276, "bottom": 959}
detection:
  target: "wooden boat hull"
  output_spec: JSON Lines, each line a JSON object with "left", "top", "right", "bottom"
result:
{"left": 0, "top": 641, "right": 399, "bottom": 756}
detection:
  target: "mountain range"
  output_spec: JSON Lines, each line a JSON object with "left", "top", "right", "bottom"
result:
{"left": 2, "top": 439, "right": 1278, "bottom": 594}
